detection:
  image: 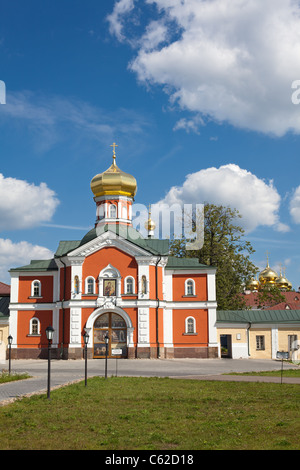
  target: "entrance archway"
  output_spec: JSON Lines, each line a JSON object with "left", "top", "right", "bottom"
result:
{"left": 93, "top": 312, "right": 127, "bottom": 358}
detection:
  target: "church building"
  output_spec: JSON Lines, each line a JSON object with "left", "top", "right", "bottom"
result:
{"left": 9, "top": 146, "right": 218, "bottom": 360}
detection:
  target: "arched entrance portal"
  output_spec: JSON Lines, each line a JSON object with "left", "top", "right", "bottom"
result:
{"left": 93, "top": 312, "right": 127, "bottom": 358}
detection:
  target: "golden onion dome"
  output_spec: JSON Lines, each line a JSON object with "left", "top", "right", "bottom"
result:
{"left": 275, "top": 271, "right": 289, "bottom": 290}
{"left": 91, "top": 145, "right": 137, "bottom": 199}
{"left": 259, "top": 264, "right": 278, "bottom": 285}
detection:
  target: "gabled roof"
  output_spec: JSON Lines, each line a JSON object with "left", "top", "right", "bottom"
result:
{"left": 217, "top": 309, "right": 300, "bottom": 324}
{"left": 55, "top": 240, "right": 81, "bottom": 257}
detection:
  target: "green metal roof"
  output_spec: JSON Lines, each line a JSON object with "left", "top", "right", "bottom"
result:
{"left": 166, "top": 256, "right": 215, "bottom": 270}
{"left": 55, "top": 240, "right": 81, "bottom": 257}
{"left": 10, "top": 259, "right": 58, "bottom": 272}
{"left": 75, "top": 225, "right": 170, "bottom": 256}
{"left": 217, "top": 310, "right": 300, "bottom": 324}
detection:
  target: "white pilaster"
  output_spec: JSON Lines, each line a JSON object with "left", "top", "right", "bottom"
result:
{"left": 137, "top": 307, "right": 150, "bottom": 346}
{"left": 163, "top": 309, "right": 173, "bottom": 347}
{"left": 69, "top": 307, "right": 82, "bottom": 347}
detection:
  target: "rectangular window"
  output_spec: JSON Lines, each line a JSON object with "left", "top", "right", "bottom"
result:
{"left": 256, "top": 335, "right": 265, "bottom": 350}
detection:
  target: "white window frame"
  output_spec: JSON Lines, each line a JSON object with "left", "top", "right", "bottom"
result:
{"left": 30, "top": 317, "right": 40, "bottom": 336}
{"left": 31, "top": 280, "right": 41, "bottom": 297}
{"left": 124, "top": 276, "right": 135, "bottom": 294}
{"left": 185, "top": 278, "right": 195, "bottom": 296}
{"left": 85, "top": 276, "right": 95, "bottom": 295}
{"left": 185, "top": 316, "right": 196, "bottom": 334}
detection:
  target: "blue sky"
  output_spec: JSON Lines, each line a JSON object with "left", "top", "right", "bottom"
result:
{"left": 1, "top": 0, "right": 300, "bottom": 290}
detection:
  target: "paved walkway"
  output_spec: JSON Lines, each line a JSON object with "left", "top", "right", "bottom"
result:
{"left": 0, "top": 358, "right": 299, "bottom": 405}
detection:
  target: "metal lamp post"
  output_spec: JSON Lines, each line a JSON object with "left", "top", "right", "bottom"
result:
{"left": 46, "top": 326, "right": 55, "bottom": 400}
{"left": 7, "top": 335, "right": 13, "bottom": 375}
{"left": 83, "top": 331, "right": 89, "bottom": 386}
{"left": 105, "top": 332, "right": 109, "bottom": 379}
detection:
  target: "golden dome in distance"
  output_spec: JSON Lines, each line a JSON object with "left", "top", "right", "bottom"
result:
{"left": 246, "top": 277, "right": 259, "bottom": 291}
{"left": 91, "top": 143, "right": 137, "bottom": 198}
{"left": 275, "top": 268, "right": 289, "bottom": 290}
{"left": 259, "top": 252, "right": 278, "bottom": 286}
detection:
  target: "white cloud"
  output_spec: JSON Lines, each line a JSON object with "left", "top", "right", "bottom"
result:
{"left": 289, "top": 186, "right": 300, "bottom": 223}
{"left": 0, "top": 174, "right": 59, "bottom": 231}
{"left": 0, "top": 238, "right": 53, "bottom": 283}
{"left": 106, "top": 0, "right": 135, "bottom": 42}
{"left": 110, "top": 0, "right": 300, "bottom": 136}
{"left": 173, "top": 115, "right": 204, "bottom": 134}
{"left": 153, "top": 164, "right": 286, "bottom": 233}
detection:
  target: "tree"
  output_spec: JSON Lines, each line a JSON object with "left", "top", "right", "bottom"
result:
{"left": 170, "top": 204, "right": 257, "bottom": 310}
{"left": 254, "top": 286, "right": 285, "bottom": 309}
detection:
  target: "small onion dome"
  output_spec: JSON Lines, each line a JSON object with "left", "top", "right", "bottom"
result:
{"left": 246, "top": 278, "right": 260, "bottom": 291}
{"left": 145, "top": 216, "right": 156, "bottom": 232}
{"left": 144, "top": 205, "right": 156, "bottom": 233}
{"left": 91, "top": 153, "right": 137, "bottom": 199}
{"left": 275, "top": 273, "right": 289, "bottom": 291}
{"left": 287, "top": 280, "right": 292, "bottom": 291}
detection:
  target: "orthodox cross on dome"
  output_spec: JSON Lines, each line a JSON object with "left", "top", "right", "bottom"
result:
{"left": 110, "top": 142, "right": 118, "bottom": 160}
{"left": 265, "top": 250, "right": 270, "bottom": 267}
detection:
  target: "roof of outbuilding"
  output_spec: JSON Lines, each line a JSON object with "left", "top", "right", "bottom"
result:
{"left": 217, "top": 309, "right": 300, "bottom": 323}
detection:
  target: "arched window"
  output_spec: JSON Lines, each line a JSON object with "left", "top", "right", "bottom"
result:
{"left": 185, "top": 279, "right": 195, "bottom": 296}
{"left": 86, "top": 277, "right": 95, "bottom": 295}
{"left": 97, "top": 204, "right": 105, "bottom": 221}
{"left": 31, "top": 280, "right": 41, "bottom": 297}
{"left": 125, "top": 276, "right": 134, "bottom": 294}
{"left": 109, "top": 204, "right": 117, "bottom": 218}
{"left": 30, "top": 318, "right": 40, "bottom": 335}
{"left": 74, "top": 275, "right": 80, "bottom": 294}
{"left": 185, "top": 317, "right": 196, "bottom": 334}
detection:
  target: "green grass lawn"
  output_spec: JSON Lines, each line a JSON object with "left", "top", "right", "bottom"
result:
{"left": 0, "top": 376, "right": 299, "bottom": 450}
{"left": 0, "top": 371, "right": 31, "bottom": 384}
{"left": 226, "top": 368, "right": 300, "bottom": 377}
